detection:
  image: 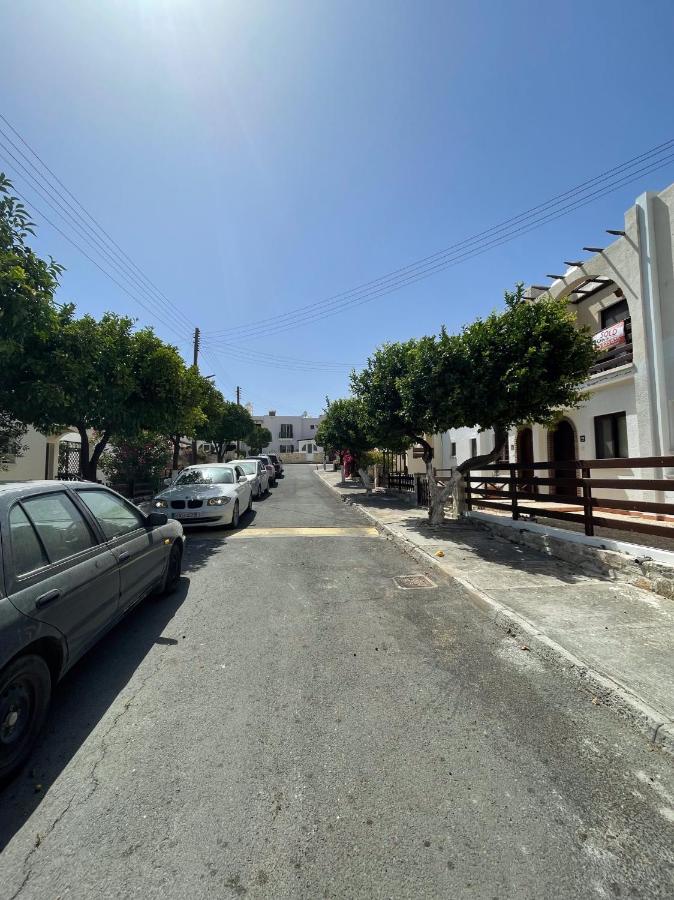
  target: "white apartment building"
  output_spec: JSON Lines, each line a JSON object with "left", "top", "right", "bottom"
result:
{"left": 407, "top": 181, "right": 674, "bottom": 501}
{"left": 246, "top": 409, "right": 325, "bottom": 460}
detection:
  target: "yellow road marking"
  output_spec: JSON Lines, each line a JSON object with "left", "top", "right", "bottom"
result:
{"left": 227, "top": 526, "right": 379, "bottom": 538}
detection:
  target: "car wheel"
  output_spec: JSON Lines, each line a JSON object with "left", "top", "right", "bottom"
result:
{"left": 230, "top": 500, "right": 240, "bottom": 528}
{"left": 0, "top": 655, "right": 52, "bottom": 783}
{"left": 163, "top": 543, "right": 182, "bottom": 595}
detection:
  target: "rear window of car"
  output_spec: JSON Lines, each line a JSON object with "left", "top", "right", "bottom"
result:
{"left": 21, "top": 492, "right": 96, "bottom": 565}
{"left": 9, "top": 505, "right": 49, "bottom": 576}
{"left": 238, "top": 462, "right": 256, "bottom": 475}
{"left": 175, "top": 467, "right": 235, "bottom": 485}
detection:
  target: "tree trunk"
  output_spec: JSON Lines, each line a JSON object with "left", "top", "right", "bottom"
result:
{"left": 358, "top": 467, "right": 372, "bottom": 496}
{"left": 77, "top": 425, "right": 91, "bottom": 480}
{"left": 216, "top": 442, "right": 225, "bottom": 463}
{"left": 172, "top": 434, "right": 181, "bottom": 471}
{"left": 452, "top": 425, "right": 509, "bottom": 518}
{"left": 88, "top": 432, "right": 110, "bottom": 482}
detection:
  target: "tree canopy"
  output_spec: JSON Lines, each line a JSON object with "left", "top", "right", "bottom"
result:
{"left": 315, "top": 398, "right": 374, "bottom": 458}
{"left": 245, "top": 425, "right": 272, "bottom": 455}
{"left": 198, "top": 401, "right": 255, "bottom": 461}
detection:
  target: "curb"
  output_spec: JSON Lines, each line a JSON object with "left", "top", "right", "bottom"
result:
{"left": 315, "top": 471, "right": 674, "bottom": 755}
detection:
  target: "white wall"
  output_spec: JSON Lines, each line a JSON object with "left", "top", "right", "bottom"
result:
{"left": 0, "top": 427, "right": 60, "bottom": 483}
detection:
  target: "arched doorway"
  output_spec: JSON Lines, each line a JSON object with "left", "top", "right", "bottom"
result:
{"left": 516, "top": 427, "right": 535, "bottom": 494}
{"left": 548, "top": 419, "right": 578, "bottom": 496}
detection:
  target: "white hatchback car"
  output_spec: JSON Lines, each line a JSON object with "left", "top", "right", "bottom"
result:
{"left": 230, "top": 459, "right": 269, "bottom": 498}
{"left": 153, "top": 463, "right": 253, "bottom": 528}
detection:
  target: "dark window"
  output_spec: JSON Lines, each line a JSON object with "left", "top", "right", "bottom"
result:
{"left": 22, "top": 492, "right": 96, "bottom": 563}
{"left": 601, "top": 299, "right": 629, "bottom": 329}
{"left": 450, "top": 442, "right": 457, "bottom": 457}
{"left": 594, "top": 412, "right": 628, "bottom": 459}
{"left": 279, "top": 424, "right": 293, "bottom": 439}
{"left": 77, "top": 489, "right": 145, "bottom": 539}
{"left": 310, "top": 424, "right": 315, "bottom": 429}
{"left": 9, "top": 505, "right": 49, "bottom": 576}
{"left": 470, "top": 438, "right": 477, "bottom": 458}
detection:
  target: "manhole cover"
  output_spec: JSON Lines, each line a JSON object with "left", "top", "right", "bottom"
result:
{"left": 393, "top": 574, "right": 437, "bottom": 590}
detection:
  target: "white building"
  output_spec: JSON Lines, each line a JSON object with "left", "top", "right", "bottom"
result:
{"left": 0, "top": 427, "right": 63, "bottom": 483}
{"left": 246, "top": 409, "right": 325, "bottom": 461}
{"left": 407, "top": 181, "right": 674, "bottom": 501}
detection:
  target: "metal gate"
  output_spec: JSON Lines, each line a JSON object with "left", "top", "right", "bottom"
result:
{"left": 58, "top": 440, "right": 80, "bottom": 479}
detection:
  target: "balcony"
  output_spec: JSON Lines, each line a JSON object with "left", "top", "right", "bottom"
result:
{"left": 589, "top": 317, "right": 633, "bottom": 377}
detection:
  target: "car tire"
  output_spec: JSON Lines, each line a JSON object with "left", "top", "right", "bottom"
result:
{"left": 0, "top": 654, "right": 52, "bottom": 784}
{"left": 230, "top": 500, "right": 240, "bottom": 529}
{"left": 162, "top": 543, "right": 182, "bottom": 595}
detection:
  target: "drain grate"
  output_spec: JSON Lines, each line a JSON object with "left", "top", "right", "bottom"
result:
{"left": 393, "top": 574, "right": 437, "bottom": 590}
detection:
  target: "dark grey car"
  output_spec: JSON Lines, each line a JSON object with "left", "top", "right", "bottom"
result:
{"left": 0, "top": 480, "right": 184, "bottom": 782}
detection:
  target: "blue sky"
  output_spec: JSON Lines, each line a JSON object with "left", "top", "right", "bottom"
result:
{"left": 2, "top": 0, "right": 673, "bottom": 415}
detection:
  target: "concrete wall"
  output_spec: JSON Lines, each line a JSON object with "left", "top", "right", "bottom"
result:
{"left": 0, "top": 427, "right": 60, "bottom": 483}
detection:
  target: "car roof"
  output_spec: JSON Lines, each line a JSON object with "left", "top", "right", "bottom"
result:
{"left": 0, "top": 480, "right": 107, "bottom": 504}
{"left": 181, "top": 462, "right": 233, "bottom": 468}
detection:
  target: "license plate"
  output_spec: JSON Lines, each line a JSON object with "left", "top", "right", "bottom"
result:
{"left": 174, "top": 512, "right": 199, "bottom": 519}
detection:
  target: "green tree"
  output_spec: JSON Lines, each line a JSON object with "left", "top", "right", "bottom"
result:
{"left": 315, "top": 397, "right": 375, "bottom": 469}
{"left": 24, "top": 312, "right": 191, "bottom": 480}
{"left": 0, "top": 173, "right": 70, "bottom": 437}
{"left": 199, "top": 401, "right": 255, "bottom": 461}
{"left": 245, "top": 425, "right": 272, "bottom": 456}
{"left": 99, "top": 431, "right": 172, "bottom": 490}
{"left": 168, "top": 369, "right": 221, "bottom": 470}
{"left": 353, "top": 285, "right": 596, "bottom": 523}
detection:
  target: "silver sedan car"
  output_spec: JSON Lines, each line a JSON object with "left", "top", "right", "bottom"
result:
{"left": 153, "top": 463, "right": 253, "bottom": 528}
{"left": 230, "top": 459, "right": 269, "bottom": 499}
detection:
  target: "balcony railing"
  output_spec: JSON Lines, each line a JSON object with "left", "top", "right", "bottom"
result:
{"left": 589, "top": 317, "right": 633, "bottom": 376}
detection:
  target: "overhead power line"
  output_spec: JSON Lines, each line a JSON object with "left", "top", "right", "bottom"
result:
{"left": 202, "top": 139, "right": 674, "bottom": 342}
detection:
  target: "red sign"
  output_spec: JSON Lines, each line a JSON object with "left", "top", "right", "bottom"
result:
{"left": 593, "top": 320, "right": 625, "bottom": 352}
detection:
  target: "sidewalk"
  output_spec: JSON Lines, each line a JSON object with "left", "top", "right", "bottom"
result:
{"left": 316, "top": 469, "right": 674, "bottom": 751}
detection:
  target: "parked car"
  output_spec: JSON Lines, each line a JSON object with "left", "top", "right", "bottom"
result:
{"left": 0, "top": 480, "right": 183, "bottom": 782}
{"left": 246, "top": 456, "right": 276, "bottom": 487}
{"left": 268, "top": 454, "right": 284, "bottom": 478}
{"left": 154, "top": 463, "right": 253, "bottom": 528}
{"left": 230, "top": 459, "right": 269, "bottom": 499}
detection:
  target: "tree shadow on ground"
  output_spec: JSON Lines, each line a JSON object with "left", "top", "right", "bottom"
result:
{"left": 0, "top": 535, "right": 227, "bottom": 848}
{"left": 349, "top": 490, "right": 602, "bottom": 586}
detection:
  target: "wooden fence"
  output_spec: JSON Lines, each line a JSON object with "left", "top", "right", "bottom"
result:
{"left": 464, "top": 456, "right": 674, "bottom": 540}
{"left": 387, "top": 472, "right": 416, "bottom": 493}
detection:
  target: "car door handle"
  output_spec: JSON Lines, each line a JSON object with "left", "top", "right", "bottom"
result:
{"left": 35, "top": 589, "right": 61, "bottom": 609}
{"left": 118, "top": 550, "right": 131, "bottom": 562}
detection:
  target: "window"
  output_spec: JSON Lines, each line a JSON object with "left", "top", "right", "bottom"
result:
{"left": 280, "top": 444, "right": 294, "bottom": 453}
{"left": 9, "top": 505, "right": 48, "bottom": 576}
{"left": 22, "top": 492, "right": 96, "bottom": 563}
{"left": 470, "top": 438, "right": 477, "bottom": 458}
{"left": 450, "top": 442, "right": 457, "bottom": 457}
{"left": 310, "top": 424, "right": 315, "bottom": 430}
{"left": 173, "top": 467, "right": 234, "bottom": 486}
{"left": 601, "top": 299, "right": 629, "bottom": 329}
{"left": 77, "top": 489, "right": 145, "bottom": 540}
{"left": 594, "top": 412, "right": 628, "bottom": 459}
{"left": 279, "top": 424, "right": 293, "bottom": 439}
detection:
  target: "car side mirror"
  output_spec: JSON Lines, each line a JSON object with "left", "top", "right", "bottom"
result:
{"left": 147, "top": 511, "right": 168, "bottom": 527}
{"left": 163, "top": 477, "right": 173, "bottom": 486}
{"left": 238, "top": 476, "right": 248, "bottom": 484}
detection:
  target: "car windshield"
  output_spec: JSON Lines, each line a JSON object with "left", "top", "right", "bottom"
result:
{"left": 174, "top": 467, "right": 234, "bottom": 486}
{"left": 237, "top": 462, "right": 256, "bottom": 475}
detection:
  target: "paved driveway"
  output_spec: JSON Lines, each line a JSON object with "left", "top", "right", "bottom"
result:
{"left": 1, "top": 466, "right": 672, "bottom": 898}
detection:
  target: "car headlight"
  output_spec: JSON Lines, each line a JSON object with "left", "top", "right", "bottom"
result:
{"left": 154, "top": 499, "right": 168, "bottom": 508}
{"left": 207, "top": 496, "right": 231, "bottom": 506}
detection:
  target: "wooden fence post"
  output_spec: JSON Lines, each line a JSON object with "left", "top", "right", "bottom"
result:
{"left": 464, "top": 468, "right": 472, "bottom": 511}
{"left": 509, "top": 464, "right": 519, "bottom": 520}
{"left": 581, "top": 464, "right": 594, "bottom": 536}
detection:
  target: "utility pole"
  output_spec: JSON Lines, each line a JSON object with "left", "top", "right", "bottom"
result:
{"left": 236, "top": 386, "right": 241, "bottom": 453}
{"left": 191, "top": 327, "right": 200, "bottom": 465}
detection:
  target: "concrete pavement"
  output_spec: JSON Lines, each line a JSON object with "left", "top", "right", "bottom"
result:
{"left": 317, "top": 469, "right": 674, "bottom": 749}
{"left": 1, "top": 465, "right": 673, "bottom": 899}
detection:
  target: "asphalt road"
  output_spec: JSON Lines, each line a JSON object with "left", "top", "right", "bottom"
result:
{"left": 1, "top": 466, "right": 673, "bottom": 899}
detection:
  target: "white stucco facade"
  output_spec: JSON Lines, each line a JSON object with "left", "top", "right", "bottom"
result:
{"left": 0, "top": 427, "right": 61, "bottom": 483}
{"left": 245, "top": 411, "right": 325, "bottom": 458}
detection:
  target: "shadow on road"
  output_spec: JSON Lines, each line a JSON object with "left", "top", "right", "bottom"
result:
{"left": 0, "top": 533, "right": 227, "bottom": 849}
